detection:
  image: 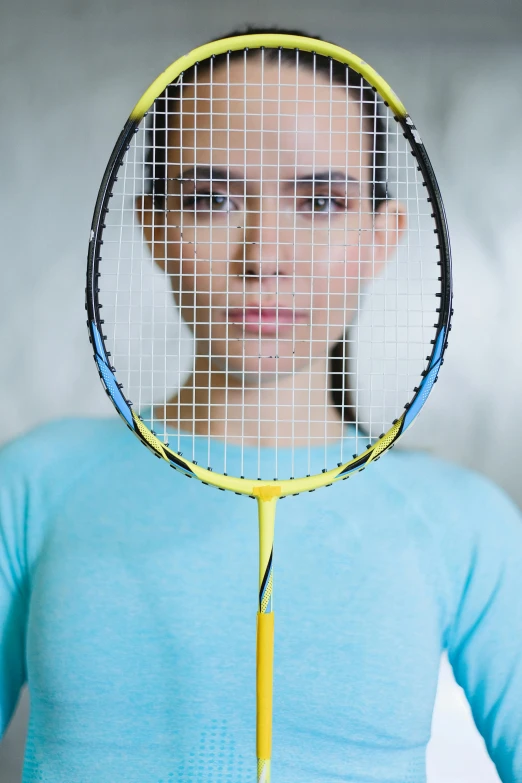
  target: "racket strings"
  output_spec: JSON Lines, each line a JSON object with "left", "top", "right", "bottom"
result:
{"left": 100, "top": 46, "right": 440, "bottom": 480}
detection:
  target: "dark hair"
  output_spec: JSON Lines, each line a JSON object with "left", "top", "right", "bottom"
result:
{"left": 145, "top": 25, "right": 390, "bottom": 424}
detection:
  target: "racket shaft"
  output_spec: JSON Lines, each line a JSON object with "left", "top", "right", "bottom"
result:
{"left": 256, "top": 492, "right": 278, "bottom": 780}
{"left": 257, "top": 611, "right": 274, "bottom": 759}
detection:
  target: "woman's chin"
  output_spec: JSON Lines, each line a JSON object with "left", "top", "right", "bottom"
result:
{"left": 211, "top": 354, "right": 314, "bottom": 386}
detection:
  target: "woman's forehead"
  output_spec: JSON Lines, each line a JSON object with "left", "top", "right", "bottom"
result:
{"left": 165, "top": 59, "right": 369, "bottom": 170}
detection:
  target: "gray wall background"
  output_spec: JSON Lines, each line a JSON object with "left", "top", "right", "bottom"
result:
{"left": 1, "top": 0, "right": 521, "bottom": 781}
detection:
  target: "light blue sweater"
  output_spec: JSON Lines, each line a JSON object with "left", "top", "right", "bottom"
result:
{"left": 1, "top": 417, "right": 522, "bottom": 782}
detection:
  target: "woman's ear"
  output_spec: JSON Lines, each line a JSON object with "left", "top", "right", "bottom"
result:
{"left": 135, "top": 194, "right": 166, "bottom": 271}
{"left": 373, "top": 200, "right": 407, "bottom": 263}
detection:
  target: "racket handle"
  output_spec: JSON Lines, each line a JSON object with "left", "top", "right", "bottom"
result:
{"left": 257, "top": 610, "right": 274, "bottom": 780}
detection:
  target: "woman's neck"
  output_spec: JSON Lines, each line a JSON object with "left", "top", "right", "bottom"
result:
{"left": 163, "top": 356, "right": 345, "bottom": 447}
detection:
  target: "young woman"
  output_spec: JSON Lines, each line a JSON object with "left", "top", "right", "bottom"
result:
{"left": 1, "top": 26, "right": 522, "bottom": 783}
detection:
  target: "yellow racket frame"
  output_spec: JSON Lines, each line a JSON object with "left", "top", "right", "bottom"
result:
{"left": 130, "top": 33, "right": 407, "bottom": 122}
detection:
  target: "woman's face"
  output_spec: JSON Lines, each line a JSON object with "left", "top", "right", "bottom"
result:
{"left": 143, "top": 58, "right": 405, "bottom": 385}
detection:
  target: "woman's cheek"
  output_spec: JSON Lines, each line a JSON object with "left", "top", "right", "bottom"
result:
{"left": 323, "top": 261, "right": 361, "bottom": 296}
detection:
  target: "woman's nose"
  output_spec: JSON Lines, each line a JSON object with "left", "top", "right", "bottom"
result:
{"left": 241, "top": 197, "right": 293, "bottom": 278}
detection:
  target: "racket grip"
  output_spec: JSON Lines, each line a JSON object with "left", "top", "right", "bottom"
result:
{"left": 256, "top": 610, "right": 275, "bottom": 761}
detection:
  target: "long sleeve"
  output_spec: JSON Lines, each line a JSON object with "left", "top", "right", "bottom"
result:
{"left": 445, "top": 474, "right": 522, "bottom": 782}
{"left": 0, "top": 418, "right": 125, "bottom": 741}
{"left": 0, "top": 439, "right": 30, "bottom": 737}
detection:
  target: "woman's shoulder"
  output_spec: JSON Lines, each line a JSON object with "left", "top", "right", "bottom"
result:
{"left": 378, "top": 446, "right": 522, "bottom": 567}
{"left": 375, "top": 449, "right": 522, "bottom": 646}
{"left": 381, "top": 446, "right": 519, "bottom": 522}
{"left": 0, "top": 416, "right": 134, "bottom": 527}
{"left": 0, "top": 419, "right": 116, "bottom": 584}
{"left": 1, "top": 416, "right": 128, "bottom": 474}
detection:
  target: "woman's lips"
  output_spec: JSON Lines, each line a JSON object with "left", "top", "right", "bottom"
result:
{"left": 226, "top": 307, "right": 307, "bottom": 336}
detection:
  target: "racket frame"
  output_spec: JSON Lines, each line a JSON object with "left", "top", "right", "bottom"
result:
{"left": 87, "top": 32, "right": 452, "bottom": 500}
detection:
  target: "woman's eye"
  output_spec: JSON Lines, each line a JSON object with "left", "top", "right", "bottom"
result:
{"left": 182, "top": 193, "right": 233, "bottom": 211}
{"left": 302, "top": 196, "right": 345, "bottom": 213}
{"left": 313, "top": 197, "right": 331, "bottom": 212}
{"left": 208, "top": 195, "right": 229, "bottom": 210}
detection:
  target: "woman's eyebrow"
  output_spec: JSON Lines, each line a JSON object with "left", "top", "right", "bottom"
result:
{"left": 178, "top": 165, "right": 243, "bottom": 182}
{"left": 293, "top": 170, "right": 359, "bottom": 186}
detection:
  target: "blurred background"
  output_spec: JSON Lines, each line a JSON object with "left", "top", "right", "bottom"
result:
{"left": 1, "top": 0, "right": 521, "bottom": 780}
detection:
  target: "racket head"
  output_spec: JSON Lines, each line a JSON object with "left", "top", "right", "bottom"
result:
{"left": 86, "top": 32, "right": 452, "bottom": 497}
